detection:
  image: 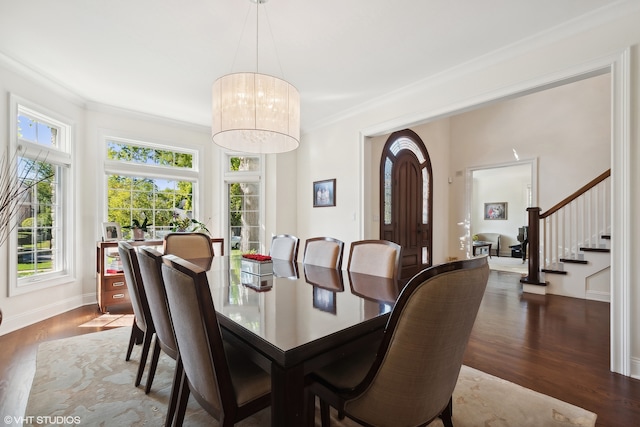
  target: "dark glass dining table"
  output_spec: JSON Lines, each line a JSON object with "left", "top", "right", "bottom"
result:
{"left": 203, "top": 255, "right": 402, "bottom": 427}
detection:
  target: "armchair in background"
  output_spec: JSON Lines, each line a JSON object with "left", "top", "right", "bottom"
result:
{"left": 475, "top": 233, "right": 501, "bottom": 257}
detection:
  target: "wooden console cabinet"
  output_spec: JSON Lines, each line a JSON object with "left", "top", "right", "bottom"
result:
{"left": 96, "top": 240, "right": 162, "bottom": 313}
{"left": 96, "top": 237, "right": 223, "bottom": 313}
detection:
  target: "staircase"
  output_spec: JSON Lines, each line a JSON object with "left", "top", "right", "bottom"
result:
{"left": 521, "top": 170, "right": 611, "bottom": 301}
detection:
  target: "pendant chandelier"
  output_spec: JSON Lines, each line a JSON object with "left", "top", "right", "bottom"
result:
{"left": 212, "top": 0, "right": 300, "bottom": 154}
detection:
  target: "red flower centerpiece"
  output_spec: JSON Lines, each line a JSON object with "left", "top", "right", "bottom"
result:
{"left": 241, "top": 253, "right": 273, "bottom": 276}
{"left": 242, "top": 254, "right": 272, "bottom": 262}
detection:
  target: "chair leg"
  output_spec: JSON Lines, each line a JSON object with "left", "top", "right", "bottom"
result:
{"left": 165, "top": 357, "right": 183, "bottom": 427}
{"left": 320, "top": 399, "right": 331, "bottom": 427}
{"left": 134, "top": 331, "right": 153, "bottom": 387}
{"left": 439, "top": 397, "right": 453, "bottom": 427}
{"left": 304, "top": 391, "right": 316, "bottom": 427}
{"left": 145, "top": 339, "right": 162, "bottom": 394}
{"left": 172, "top": 371, "right": 190, "bottom": 427}
{"left": 126, "top": 323, "right": 142, "bottom": 361}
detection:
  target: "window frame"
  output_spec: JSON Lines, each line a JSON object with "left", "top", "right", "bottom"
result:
{"left": 222, "top": 153, "right": 265, "bottom": 254}
{"left": 101, "top": 134, "right": 202, "bottom": 240}
{"left": 8, "top": 94, "right": 74, "bottom": 296}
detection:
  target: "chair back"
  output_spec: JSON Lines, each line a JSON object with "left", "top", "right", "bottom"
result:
{"left": 137, "top": 246, "right": 178, "bottom": 359}
{"left": 304, "top": 264, "right": 344, "bottom": 291}
{"left": 343, "top": 256, "right": 489, "bottom": 426}
{"left": 303, "top": 236, "right": 344, "bottom": 269}
{"left": 348, "top": 271, "right": 400, "bottom": 303}
{"left": 347, "top": 240, "right": 402, "bottom": 280}
{"left": 164, "top": 232, "right": 214, "bottom": 260}
{"left": 118, "top": 241, "right": 152, "bottom": 333}
{"left": 161, "top": 254, "right": 233, "bottom": 417}
{"left": 269, "top": 234, "right": 300, "bottom": 262}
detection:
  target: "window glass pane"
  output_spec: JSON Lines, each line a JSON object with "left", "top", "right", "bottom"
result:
{"left": 229, "top": 156, "right": 260, "bottom": 172}
{"left": 390, "top": 137, "right": 425, "bottom": 163}
{"left": 106, "top": 140, "right": 193, "bottom": 169}
{"left": 384, "top": 157, "right": 392, "bottom": 224}
{"left": 17, "top": 160, "right": 61, "bottom": 278}
{"left": 422, "top": 168, "right": 429, "bottom": 224}
{"left": 229, "top": 182, "right": 260, "bottom": 252}
{"left": 17, "top": 114, "right": 58, "bottom": 148}
{"left": 106, "top": 174, "right": 193, "bottom": 239}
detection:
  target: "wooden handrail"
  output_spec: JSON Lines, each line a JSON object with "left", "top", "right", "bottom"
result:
{"left": 540, "top": 169, "right": 610, "bottom": 218}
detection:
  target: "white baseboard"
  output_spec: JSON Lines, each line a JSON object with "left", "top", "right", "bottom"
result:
{"left": 523, "top": 283, "right": 547, "bottom": 295}
{"left": 631, "top": 356, "right": 640, "bottom": 380}
{"left": 0, "top": 293, "right": 97, "bottom": 336}
{"left": 586, "top": 290, "right": 611, "bottom": 303}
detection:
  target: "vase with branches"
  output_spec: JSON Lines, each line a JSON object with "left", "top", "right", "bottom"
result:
{"left": 0, "top": 148, "right": 52, "bottom": 247}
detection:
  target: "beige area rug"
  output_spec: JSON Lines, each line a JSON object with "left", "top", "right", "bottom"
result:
{"left": 25, "top": 327, "right": 596, "bottom": 427}
{"left": 488, "top": 256, "right": 528, "bottom": 274}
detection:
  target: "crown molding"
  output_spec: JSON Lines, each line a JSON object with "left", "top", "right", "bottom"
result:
{"left": 309, "top": 0, "right": 640, "bottom": 134}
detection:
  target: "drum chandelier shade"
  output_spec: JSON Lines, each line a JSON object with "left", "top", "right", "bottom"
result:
{"left": 211, "top": 0, "right": 300, "bottom": 154}
{"left": 212, "top": 72, "right": 300, "bottom": 154}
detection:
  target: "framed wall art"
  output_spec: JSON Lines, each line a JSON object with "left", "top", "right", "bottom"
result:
{"left": 102, "top": 222, "right": 122, "bottom": 241}
{"left": 484, "top": 202, "right": 507, "bottom": 220}
{"left": 313, "top": 179, "right": 336, "bottom": 207}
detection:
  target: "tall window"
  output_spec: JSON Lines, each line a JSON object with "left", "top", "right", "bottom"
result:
{"left": 104, "top": 138, "right": 198, "bottom": 239}
{"left": 226, "top": 155, "right": 262, "bottom": 253}
{"left": 11, "top": 100, "right": 72, "bottom": 295}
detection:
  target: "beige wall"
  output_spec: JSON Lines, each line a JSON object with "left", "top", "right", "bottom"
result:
{"left": 297, "top": 8, "right": 639, "bottom": 376}
{"left": 450, "top": 74, "right": 611, "bottom": 260}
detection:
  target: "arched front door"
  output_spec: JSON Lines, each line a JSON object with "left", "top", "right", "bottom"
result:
{"left": 380, "top": 129, "right": 433, "bottom": 280}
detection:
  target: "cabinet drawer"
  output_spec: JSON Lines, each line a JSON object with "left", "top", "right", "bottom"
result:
{"left": 103, "top": 289, "right": 131, "bottom": 305}
{"left": 103, "top": 276, "right": 128, "bottom": 292}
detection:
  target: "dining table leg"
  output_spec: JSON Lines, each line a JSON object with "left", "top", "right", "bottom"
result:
{"left": 270, "top": 362, "right": 306, "bottom": 427}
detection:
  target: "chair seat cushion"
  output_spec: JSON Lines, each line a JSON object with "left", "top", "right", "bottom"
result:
{"left": 225, "top": 342, "right": 271, "bottom": 406}
{"left": 312, "top": 337, "right": 380, "bottom": 391}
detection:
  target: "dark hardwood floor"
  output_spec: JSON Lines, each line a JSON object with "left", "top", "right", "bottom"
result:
{"left": 1, "top": 269, "right": 639, "bottom": 426}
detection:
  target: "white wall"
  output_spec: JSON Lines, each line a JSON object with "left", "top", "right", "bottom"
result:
{"left": 457, "top": 74, "right": 611, "bottom": 257}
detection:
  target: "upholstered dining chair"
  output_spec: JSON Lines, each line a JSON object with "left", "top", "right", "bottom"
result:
{"left": 270, "top": 234, "right": 300, "bottom": 262}
{"left": 161, "top": 254, "right": 271, "bottom": 426}
{"left": 307, "top": 256, "right": 489, "bottom": 427}
{"left": 137, "top": 246, "right": 181, "bottom": 425}
{"left": 303, "top": 236, "right": 345, "bottom": 269}
{"left": 118, "top": 241, "right": 155, "bottom": 388}
{"left": 347, "top": 240, "right": 402, "bottom": 280}
{"left": 163, "top": 232, "right": 214, "bottom": 261}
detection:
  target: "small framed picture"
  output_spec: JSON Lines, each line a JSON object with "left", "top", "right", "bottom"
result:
{"left": 484, "top": 202, "right": 508, "bottom": 220}
{"left": 102, "top": 222, "right": 122, "bottom": 241}
{"left": 313, "top": 179, "right": 336, "bottom": 207}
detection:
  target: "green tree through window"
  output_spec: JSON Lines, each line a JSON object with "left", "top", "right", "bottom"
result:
{"left": 105, "top": 140, "right": 196, "bottom": 239}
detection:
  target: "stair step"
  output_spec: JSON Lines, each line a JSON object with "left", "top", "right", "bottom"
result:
{"left": 580, "top": 247, "right": 610, "bottom": 253}
{"left": 560, "top": 258, "right": 588, "bottom": 264}
{"left": 541, "top": 268, "right": 568, "bottom": 275}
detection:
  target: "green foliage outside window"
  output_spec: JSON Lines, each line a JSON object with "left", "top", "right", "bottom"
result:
{"left": 106, "top": 140, "right": 195, "bottom": 239}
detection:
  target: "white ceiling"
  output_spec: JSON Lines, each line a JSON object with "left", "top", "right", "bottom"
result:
{"left": 0, "top": 0, "right": 625, "bottom": 132}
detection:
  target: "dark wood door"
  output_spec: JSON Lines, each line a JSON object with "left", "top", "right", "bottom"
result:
{"left": 380, "top": 129, "right": 432, "bottom": 280}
